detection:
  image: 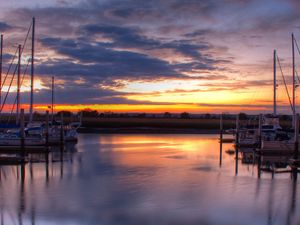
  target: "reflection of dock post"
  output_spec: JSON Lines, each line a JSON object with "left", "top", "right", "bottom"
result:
{"left": 292, "top": 114, "right": 299, "bottom": 181}
{"left": 219, "top": 113, "right": 223, "bottom": 166}
{"left": 235, "top": 114, "right": 239, "bottom": 175}
{"left": 45, "top": 153, "right": 49, "bottom": 183}
{"left": 20, "top": 109, "right": 25, "bottom": 161}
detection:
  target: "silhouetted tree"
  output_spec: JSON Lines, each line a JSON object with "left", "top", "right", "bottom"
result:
{"left": 239, "top": 112, "right": 248, "bottom": 120}
{"left": 80, "top": 108, "right": 98, "bottom": 117}
{"left": 164, "top": 112, "right": 172, "bottom": 118}
{"left": 204, "top": 113, "right": 211, "bottom": 119}
{"left": 56, "top": 111, "right": 73, "bottom": 117}
{"left": 180, "top": 112, "right": 190, "bottom": 119}
{"left": 137, "top": 113, "right": 146, "bottom": 118}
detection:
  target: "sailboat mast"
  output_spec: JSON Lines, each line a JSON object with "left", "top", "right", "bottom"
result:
{"left": 29, "top": 17, "right": 35, "bottom": 123}
{"left": 273, "top": 49, "right": 276, "bottom": 116}
{"left": 51, "top": 76, "right": 54, "bottom": 122}
{"left": 0, "top": 34, "right": 3, "bottom": 108}
{"left": 16, "top": 45, "right": 21, "bottom": 124}
{"left": 292, "top": 33, "right": 296, "bottom": 127}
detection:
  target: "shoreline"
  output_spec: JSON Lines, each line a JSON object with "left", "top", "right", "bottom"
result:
{"left": 78, "top": 127, "right": 221, "bottom": 134}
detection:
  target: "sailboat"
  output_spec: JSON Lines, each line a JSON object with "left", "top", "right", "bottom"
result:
{"left": 260, "top": 33, "right": 299, "bottom": 154}
{"left": 0, "top": 18, "right": 46, "bottom": 148}
{"left": 238, "top": 50, "right": 284, "bottom": 148}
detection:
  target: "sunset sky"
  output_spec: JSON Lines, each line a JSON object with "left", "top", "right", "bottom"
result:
{"left": 1, "top": 0, "right": 300, "bottom": 114}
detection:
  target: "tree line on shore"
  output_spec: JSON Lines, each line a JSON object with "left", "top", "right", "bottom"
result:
{"left": 31, "top": 109, "right": 293, "bottom": 121}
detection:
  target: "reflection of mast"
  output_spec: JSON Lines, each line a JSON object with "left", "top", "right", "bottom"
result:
{"left": 286, "top": 181, "right": 297, "bottom": 225}
{"left": 267, "top": 180, "right": 275, "bottom": 225}
{"left": 1, "top": 208, "right": 3, "bottom": 225}
{"left": 18, "top": 165, "right": 26, "bottom": 225}
{"left": 45, "top": 151, "right": 49, "bottom": 184}
{"left": 60, "top": 151, "right": 64, "bottom": 179}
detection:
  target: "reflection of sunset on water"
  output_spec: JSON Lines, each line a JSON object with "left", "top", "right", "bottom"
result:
{"left": 0, "top": 134, "right": 299, "bottom": 224}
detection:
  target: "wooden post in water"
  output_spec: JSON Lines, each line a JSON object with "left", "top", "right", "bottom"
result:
{"left": 219, "top": 113, "right": 223, "bottom": 166}
{"left": 293, "top": 114, "right": 299, "bottom": 180}
{"left": 258, "top": 114, "right": 263, "bottom": 149}
{"left": 44, "top": 111, "right": 49, "bottom": 184}
{"left": 45, "top": 110, "right": 49, "bottom": 148}
{"left": 235, "top": 114, "right": 239, "bottom": 175}
{"left": 257, "top": 114, "right": 263, "bottom": 178}
{"left": 257, "top": 154, "right": 262, "bottom": 179}
{"left": 60, "top": 112, "right": 64, "bottom": 147}
{"left": 20, "top": 109, "right": 25, "bottom": 161}
{"left": 294, "top": 114, "right": 299, "bottom": 159}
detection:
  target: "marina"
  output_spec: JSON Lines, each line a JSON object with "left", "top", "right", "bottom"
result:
{"left": 1, "top": 1, "right": 300, "bottom": 224}
{"left": 0, "top": 133, "right": 299, "bottom": 225}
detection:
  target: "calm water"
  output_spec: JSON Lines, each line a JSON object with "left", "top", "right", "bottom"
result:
{"left": 0, "top": 134, "right": 299, "bottom": 225}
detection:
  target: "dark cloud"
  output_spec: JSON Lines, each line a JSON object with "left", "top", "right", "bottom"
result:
{"left": 19, "top": 84, "right": 182, "bottom": 105}
{"left": 82, "top": 24, "right": 214, "bottom": 61}
{"left": 185, "top": 29, "right": 213, "bottom": 38}
{"left": 38, "top": 36, "right": 228, "bottom": 83}
{"left": 38, "top": 38, "right": 182, "bottom": 80}
{"left": 0, "top": 22, "right": 12, "bottom": 32}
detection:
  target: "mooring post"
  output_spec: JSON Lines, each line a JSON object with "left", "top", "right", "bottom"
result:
{"left": 258, "top": 114, "right": 263, "bottom": 149}
{"left": 257, "top": 114, "right": 263, "bottom": 178}
{"left": 219, "top": 113, "right": 223, "bottom": 166}
{"left": 294, "top": 114, "right": 299, "bottom": 159}
{"left": 235, "top": 114, "right": 239, "bottom": 175}
{"left": 60, "top": 112, "right": 64, "bottom": 148}
{"left": 293, "top": 114, "right": 299, "bottom": 180}
{"left": 257, "top": 154, "right": 262, "bottom": 179}
{"left": 45, "top": 110, "right": 49, "bottom": 148}
{"left": 235, "top": 114, "right": 239, "bottom": 146}
{"left": 20, "top": 108, "right": 25, "bottom": 161}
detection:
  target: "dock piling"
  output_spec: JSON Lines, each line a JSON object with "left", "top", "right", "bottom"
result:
{"left": 258, "top": 114, "right": 262, "bottom": 149}
{"left": 293, "top": 114, "right": 299, "bottom": 160}
{"left": 45, "top": 110, "right": 49, "bottom": 148}
{"left": 292, "top": 114, "right": 299, "bottom": 180}
{"left": 235, "top": 114, "right": 239, "bottom": 175}
{"left": 60, "top": 112, "right": 64, "bottom": 149}
{"left": 20, "top": 109, "right": 25, "bottom": 161}
{"left": 219, "top": 113, "right": 223, "bottom": 166}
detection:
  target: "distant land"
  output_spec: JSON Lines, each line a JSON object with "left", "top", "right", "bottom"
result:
{"left": 0, "top": 110, "right": 291, "bottom": 134}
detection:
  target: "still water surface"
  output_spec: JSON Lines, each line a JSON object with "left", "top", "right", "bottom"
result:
{"left": 0, "top": 134, "right": 299, "bottom": 225}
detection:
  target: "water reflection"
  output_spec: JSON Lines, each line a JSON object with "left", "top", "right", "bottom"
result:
{"left": 0, "top": 134, "right": 299, "bottom": 224}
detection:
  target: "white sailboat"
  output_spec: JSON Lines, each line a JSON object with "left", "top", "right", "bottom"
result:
{"left": 260, "top": 34, "right": 299, "bottom": 154}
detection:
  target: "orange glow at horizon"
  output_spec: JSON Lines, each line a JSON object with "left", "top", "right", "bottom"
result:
{"left": 32, "top": 102, "right": 273, "bottom": 114}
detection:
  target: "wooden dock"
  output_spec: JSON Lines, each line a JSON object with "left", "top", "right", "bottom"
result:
{"left": 0, "top": 155, "right": 28, "bottom": 165}
{"left": 0, "top": 146, "right": 48, "bottom": 154}
{"left": 220, "top": 138, "right": 235, "bottom": 143}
